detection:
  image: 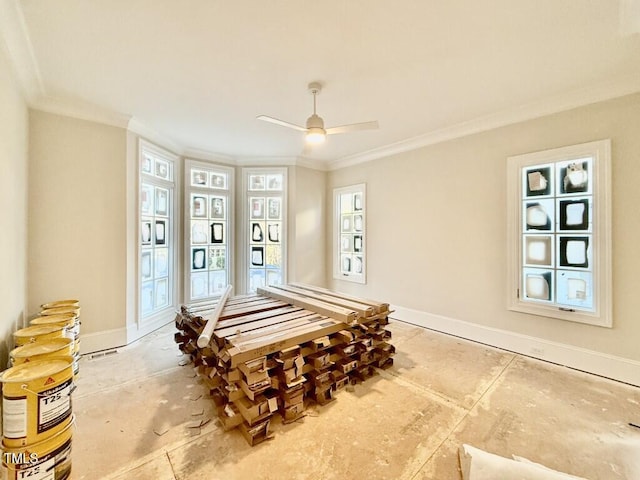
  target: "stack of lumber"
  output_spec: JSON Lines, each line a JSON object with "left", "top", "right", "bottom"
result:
{"left": 174, "top": 283, "right": 394, "bottom": 446}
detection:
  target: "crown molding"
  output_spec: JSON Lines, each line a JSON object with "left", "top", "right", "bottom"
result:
{"left": 127, "top": 117, "right": 184, "bottom": 155}
{"left": 0, "top": 0, "right": 44, "bottom": 102}
{"left": 182, "top": 147, "right": 235, "bottom": 166}
{"left": 295, "top": 156, "right": 330, "bottom": 171}
{"left": 33, "top": 96, "right": 132, "bottom": 129}
{"left": 328, "top": 73, "right": 640, "bottom": 171}
{"left": 234, "top": 156, "right": 299, "bottom": 167}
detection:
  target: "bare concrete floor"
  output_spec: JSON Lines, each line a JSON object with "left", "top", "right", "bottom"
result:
{"left": 70, "top": 321, "right": 640, "bottom": 480}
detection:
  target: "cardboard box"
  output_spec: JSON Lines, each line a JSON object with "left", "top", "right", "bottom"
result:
{"left": 307, "top": 351, "right": 332, "bottom": 369}
{"left": 335, "top": 343, "right": 357, "bottom": 357}
{"left": 226, "top": 368, "right": 242, "bottom": 383}
{"left": 280, "top": 384, "right": 305, "bottom": 406}
{"left": 306, "top": 370, "right": 332, "bottom": 387}
{"left": 275, "top": 346, "right": 301, "bottom": 370}
{"left": 282, "top": 402, "right": 305, "bottom": 423}
{"left": 309, "top": 335, "right": 331, "bottom": 352}
{"left": 239, "top": 418, "right": 273, "bottom": 446}
{"left": 353, "top": 364, "right": 375, "bottom": 382}
{"left": 313, "top": 387, "right": 333, "bottom": 405}
{"left": 330, "top": 371, "right": 349, "bottom": 390}
{"left": 203, "top": 374, "right": 222, "bottom": 393}
{"left": 211, "top": 390, "right": 226, "bottom": 409}
{"left": 278, "top": 353, "right": 305, "bottom": 387}
{"left": 371, "top": 329, "right": 392, "bottom": 343}
{"left": 235, "top": 394, "right": 273, "bottom": 425}
{"left": 375, "top": 357, "right": 394, "bottom": 369}
{"left": 218, "top": 402, "right": 243, "bottom": 431}
{"left": 239, "top": 378, "right": 272, "bottom": 401}
{"left": 356, "top": 344, "right": 375, "bottom": 364}
{"left": 243, "top": 368, "right": 270, "bottom": 387}
{"left": 222, "top": 380, "right": 246, "bottom": 401}
{"left": 375, "top": 342, "right": 396, "bottom": 356}
{"left": 239, "top": 356, "right": 267, "bottom": 374}
{"left": 333, "top": 329, "right": 355, "bottom": 344}
{"left": 335, "top": 358, "right": 358, "bottom": 374}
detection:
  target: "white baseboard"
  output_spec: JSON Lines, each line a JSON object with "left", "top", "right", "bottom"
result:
{"left": 79, "top": 327, "right": 127, "bottom": 354}
{"left": 126, "top": 314, "right": 174, "bottom": 345}
{"left": 78, "top": 312, "right": 175, "bottom": 355}
{"left": 390, "top": 305, "right": 640, "bottom": 388}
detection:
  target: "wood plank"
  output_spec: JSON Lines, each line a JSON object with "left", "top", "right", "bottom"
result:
{"left": 267, "top": 284, "right": 375, "bottom": 317}
{"left": 215, "top": 309, "right": 315, "bottom": 339}
{"left": 218, "top": 300, "right": 289, "bottom": 320}
{"left": 184, "top": 294, "right": 265, "bottom": 315}
{"left": 221, "top": 298, "right": 284, "bottom": 313}
{"left": 223, "top": 294, "right": 262, "bottom": 306}
{"left": 197, "top": 284, "right": 233, "bottom": 348}
{"left": 183, "top": 301, "right": 219, "bottom": 315}
{"left": 257, "top": 286, "right": 358, "bottom": 324}
{"left": 226, "top": 317, "right": 346, "bottom": 367}
{"left": 226, "top": 313, "right": 327, "bottom": 345}
{"left": 288, "top": 282, "right": 389, "bottom": 314}
{"left": 215, "top": 306, "right": 303, "bottom": 333}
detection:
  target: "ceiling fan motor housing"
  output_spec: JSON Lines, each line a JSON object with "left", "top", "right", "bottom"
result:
{"left": 306, "top": 113, "right": 325, "bottom": 130}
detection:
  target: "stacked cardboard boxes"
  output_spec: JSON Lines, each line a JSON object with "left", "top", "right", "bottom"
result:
{"left": 174, "top": 283, "right": 394, "bottom": 446}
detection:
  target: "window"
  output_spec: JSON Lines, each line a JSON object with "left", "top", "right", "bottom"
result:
{"left": 507, "top": 140, "right": 611, "bottom": 327}
{"left": 185, "top": 160, "right": 234, "bottom": 302}
{"left": 243, "top": 168, "right": 287, "bottom": 293}
{"left": 139, "top": 141, "right": 177, "bottom": 320}
{"left": 333, "top": 184, "right": 366, "bottom": 284}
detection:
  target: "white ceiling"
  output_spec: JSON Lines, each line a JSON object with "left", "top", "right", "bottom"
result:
{"left": 3, "top": 0, "right": 640, "bottom": 168}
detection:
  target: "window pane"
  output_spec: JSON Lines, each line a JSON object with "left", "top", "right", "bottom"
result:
{"left": 139, "top": 145, "right": 174, "bottom": 320}
{"left": 245, "top": 169, "right": 286, "bottom": 293}
{"left": 185, "top": 162, "right": 232, "bottom": 303}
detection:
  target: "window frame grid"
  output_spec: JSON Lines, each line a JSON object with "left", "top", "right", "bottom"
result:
{"left": 138, "top": 140, "right": 179, "bottom": 324}
{"left": 184, "top": 159, "right": 235, "bottom": 303}
{"left": 333, "top": 183, "right": 366, "bottom": 285}
{"left": 506, "top": 139, "right": 611, "bottom": 327}
{"left": 242, "top": 167, "right": 288, "bottom": 294}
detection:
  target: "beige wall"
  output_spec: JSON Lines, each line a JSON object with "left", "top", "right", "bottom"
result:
{"left": 289, "top": 165, "right": 327, "bottom": 287}
{"left": 328, "top": 93, "right": 640, "bottom": 368}
{"left": 0, "top": 45, "right": 29, "bottom": 367}
{"left": 28, "top": 111, "right": 128, "bottom": 347}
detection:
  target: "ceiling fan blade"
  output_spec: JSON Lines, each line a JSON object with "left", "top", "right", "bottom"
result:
{"left": 326, "top": 120, "right": 379, "bottom": 135}
{"left": 256, "top": 115, "right": 307, "bottom": 132}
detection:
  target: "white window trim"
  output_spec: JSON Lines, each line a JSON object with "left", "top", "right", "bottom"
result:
{"left": 506, "top": 139, "right": 612, "bottom": 327}
{"left": 138, "top": 139, "right": 180, "bottom": 327}
{"left": 333, "top": 183, "right": 366, "bottom": 284}
{"left": 183, "top": 159, "right": 235, "bottom": 303}
{"left": 241, "top": 167, "right": 288, "bottom": 294}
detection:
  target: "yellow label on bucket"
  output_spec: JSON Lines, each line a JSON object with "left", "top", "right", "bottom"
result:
{"left": 1, "top": 416, "right": 74, "bottom": 480}
{"left": 0, "top": 358, "right": 74, "bottom": 448}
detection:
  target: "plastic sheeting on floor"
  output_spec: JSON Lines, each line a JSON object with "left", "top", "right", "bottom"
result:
{"left": 459, "top": 444, "right": 588, "bottom": 480}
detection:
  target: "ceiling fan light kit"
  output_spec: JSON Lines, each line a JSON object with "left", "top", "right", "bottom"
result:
{"left": 257, "top": 81, "right": 378, "bottom": 146}
{"left": 306, "top": 126, "right": 326, "bottom": 144}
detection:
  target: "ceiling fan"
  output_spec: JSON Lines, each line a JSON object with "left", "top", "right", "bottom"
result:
{"left": 256, "top": 82, "right": 379, "bottom": 144}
